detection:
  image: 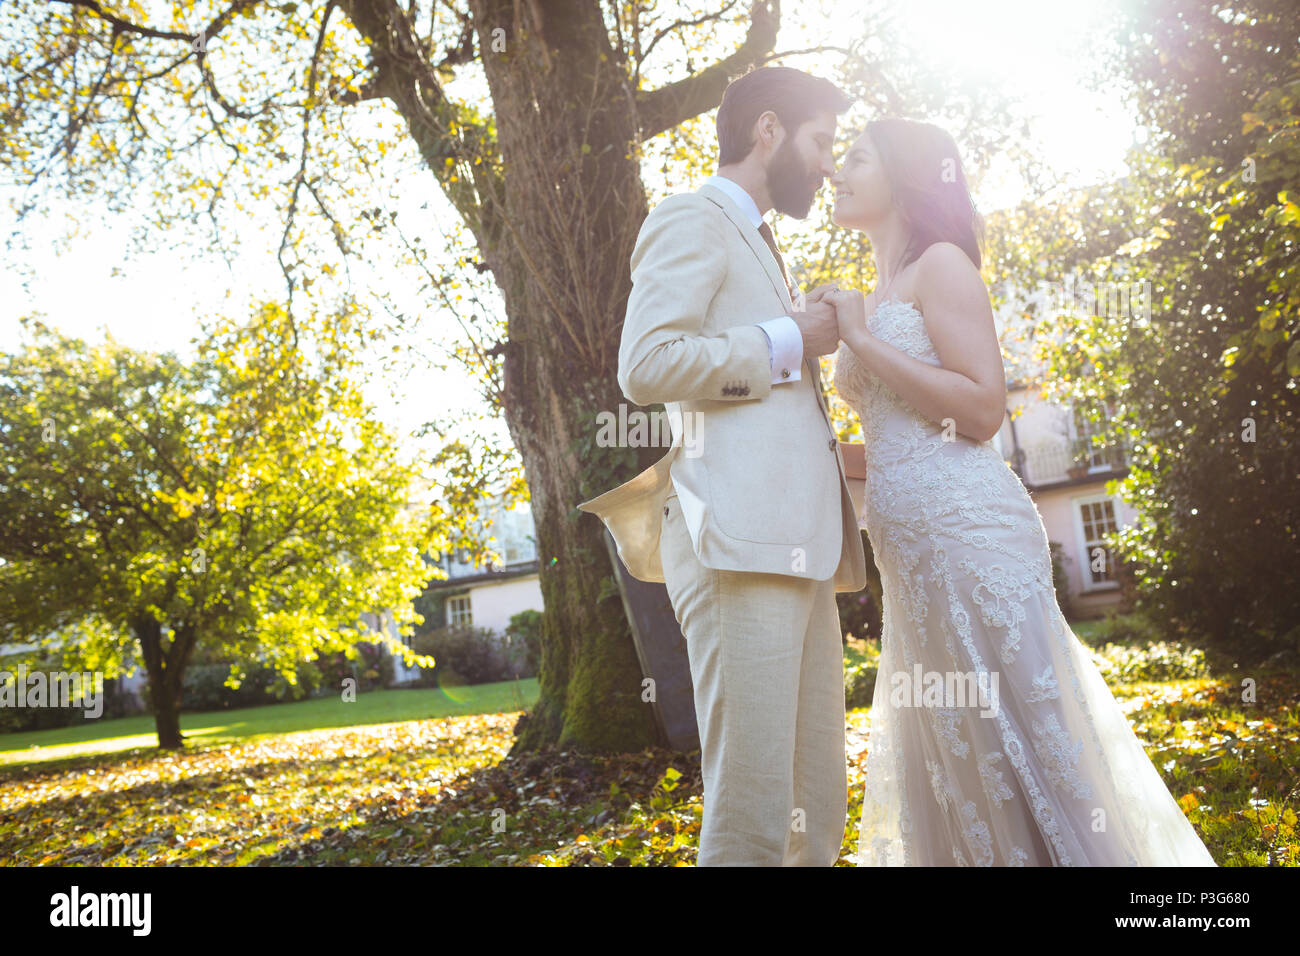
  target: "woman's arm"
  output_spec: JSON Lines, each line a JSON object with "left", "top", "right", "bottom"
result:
{"left": 825, "top": 243, "right": 1006, "bottom": 442}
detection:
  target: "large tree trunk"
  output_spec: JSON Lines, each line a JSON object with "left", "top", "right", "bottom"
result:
{"left": 137, "top": 617, "right": 198, "bottom": 750}
{"left": 470, "top": 0, "right": 660, "bottom": 754}
{"left": 341, "top": 0, "right": 777, "bottom": 753}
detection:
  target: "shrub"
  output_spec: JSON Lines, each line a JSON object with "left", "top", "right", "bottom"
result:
{"left": 174, "top": 660, "right": 324, "bottom": 712}
{"left": 1088, "top": 639, "right": 1208, "bottom": 683}
{"left": 0, "top": 658, "right": 141, "bottom": 733}
{"left": 1048, "top": 541, "right": 1074, "bottom": 621}
{"left": 843, "top": 635, "right": 880, "bottom": 710}
{"left": 1088, "top": 610, "right": 1164, "bottom": 648}
{"left": 838, "top": 589, "right": 881, "bottom": 642}
{"left": 1076, "top": 611, "right": 1208, "bottom": 682}
{"left": 505, "top": 610, "right": 543, "bottom": 676}
{"left": 410, "top": 624, "right": 522, "bottom": 685}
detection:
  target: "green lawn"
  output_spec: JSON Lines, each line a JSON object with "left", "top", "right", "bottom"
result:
{"left": 1068, "top": 617, "right": 1105, "bottom": 644}
{"left": 0, "top": 678, "right": 539, "bottom": 769}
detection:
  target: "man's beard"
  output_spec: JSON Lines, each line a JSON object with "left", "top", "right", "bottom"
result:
{"left": 766, "top": 139, "right": 819, "bottom": 218}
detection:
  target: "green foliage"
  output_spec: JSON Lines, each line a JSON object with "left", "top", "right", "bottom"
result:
{"left": 505, "top": 609, "right": 544, "bottom": 674}
{"left": 1048, "top": 542, "right": 1075, "bottom": 622}
{"left": 410, "top": 624, "right": 534, "bottom": 685}
{"left": 1025, "top": 0, "right": 1300, "bottom": 660}
{"left": 1085, "top": 610, "right": 1165, "bottom": 648}
{"left": 1088, "top": 640, "right": 1209, "bottom": 685}
{"left": 842, "top": 635, "right": 880, "bottom": 711}
{"left": 0, "top": 648, "right": 141, "bottom": 734}
{"left": 177, "top": 662, "right": 310, "bottom": 712}
{"left": 1078, "top": 611, "right": 1208, "bottom": 684}
{"left": 837, "top": 589, "right": 880, "bottom": 642}
{"left": 0, "top": 303, "right": 440, "bottom": 743}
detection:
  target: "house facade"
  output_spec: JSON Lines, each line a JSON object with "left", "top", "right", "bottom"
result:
{"left": 389, "top": 495, "right": 544, "bottom": 683}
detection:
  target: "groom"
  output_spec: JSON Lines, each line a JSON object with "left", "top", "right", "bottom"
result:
{"left": 578, "top": 66, "right": 867, "bottom": 866}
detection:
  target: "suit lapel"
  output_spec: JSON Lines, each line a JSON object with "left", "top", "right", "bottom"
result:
{"left": 697, "top": 183, "right": 795, "bottom": 314}
{"left": 697, "top": 182, "right": 833, "bottom": 427}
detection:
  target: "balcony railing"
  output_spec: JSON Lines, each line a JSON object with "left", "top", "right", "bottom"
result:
{"left": 1012, "top": 435, "right": 1128, "bottom": 486}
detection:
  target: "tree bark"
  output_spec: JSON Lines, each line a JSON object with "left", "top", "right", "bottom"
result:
{"left": 466, "top": 0, "right": 661, "bottom": 753}
{"left": 137, "top": 616, "right": 199, "bottom": 750}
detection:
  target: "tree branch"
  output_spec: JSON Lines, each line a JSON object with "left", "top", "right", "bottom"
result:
{"left": 640, "top": 0, "right": 742, "bottom": 66}
{"left": 336, "top": 0, "right": 501, "bottom": 243}
{"left": 635, "top": 0, "right": 780, "bottom": 141}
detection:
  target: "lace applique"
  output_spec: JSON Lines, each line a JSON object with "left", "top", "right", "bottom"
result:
{"left": 1027, "top": 665, "right": 1061, "bottom": 703}
{"left": 959, "top": 800, "right": 995, "bottom": 866}
{"left": 930, "top": 706, "right": 971, "bottom": 760}
{"left": 1008, "top": 846, "right": 1029, "bottom": 866}
{"left": 978, "top": 751, "right": 1015, "bottom": 808}
{"left": 928, "top": 758, "right": 955, "bottom": 812}
{"left": 957, "top": 557, "right": 1034, "bottom": 664}
{"left": 930, "top": 542, "right": 1074, "bottom": 865}
{"left": 1031, "top": 712, "right": 1094, "bottom": 800}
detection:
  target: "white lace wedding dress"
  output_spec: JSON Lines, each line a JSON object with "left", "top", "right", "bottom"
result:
{"left": 833, "top": 296, "right": 1217, "bottom": 866}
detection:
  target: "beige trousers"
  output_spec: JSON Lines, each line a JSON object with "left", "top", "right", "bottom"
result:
{"left": 659, "top": 493, "right": 848, "bottom": 866}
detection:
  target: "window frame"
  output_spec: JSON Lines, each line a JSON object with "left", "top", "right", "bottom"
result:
{"left": 1070, "top": 492, "right": 1121, "bottom": 592}
{"left": 445, "top": 593, "right": 473, "bottom": 628}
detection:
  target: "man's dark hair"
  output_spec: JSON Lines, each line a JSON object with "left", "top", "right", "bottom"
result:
{"left": 716, "top": 66, "right": 853, "bottom": 165}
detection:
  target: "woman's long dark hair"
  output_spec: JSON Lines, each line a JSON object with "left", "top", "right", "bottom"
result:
{"left": 864, "top": 118, "right": 984, "bottom": 270}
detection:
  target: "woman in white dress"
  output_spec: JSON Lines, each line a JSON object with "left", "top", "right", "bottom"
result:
{"left": 813, "top": 118, "right": 1216, "bottom": 866}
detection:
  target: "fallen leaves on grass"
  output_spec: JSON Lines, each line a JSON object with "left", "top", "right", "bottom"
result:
{"left": 2, "top": 674, "right": 1296, "bottom": 866}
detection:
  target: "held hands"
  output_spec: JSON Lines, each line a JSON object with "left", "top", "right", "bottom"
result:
{"left": 808, "top": 283, "right": 869, "bottom": 348}
{"left": 790, "top": 298, "right": 839, "bottom": 358}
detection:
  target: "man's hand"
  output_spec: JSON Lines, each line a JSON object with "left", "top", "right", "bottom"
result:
{"left": 805, "top": 282, "right": 840, "bottom": 305}
{"left": 791, "top": 299, "right": 840, "bottom": 358}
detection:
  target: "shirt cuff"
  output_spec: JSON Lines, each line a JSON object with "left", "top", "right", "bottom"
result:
{"left": 756, "top": 316, "right": 803, "bottom": 384}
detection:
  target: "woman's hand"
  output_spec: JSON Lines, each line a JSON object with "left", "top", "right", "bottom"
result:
{"left": 805, "top": 282, "right": 840, "bottom": 305}
{"left": 822, "top": 287, "right": 870, "bottom": 347}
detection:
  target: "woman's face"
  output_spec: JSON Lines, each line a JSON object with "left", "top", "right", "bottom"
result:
{"left": 830, "top": 133, "right": 894, "bottom": 231}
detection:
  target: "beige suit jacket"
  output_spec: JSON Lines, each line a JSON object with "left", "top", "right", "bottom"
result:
{"left": 577, "top": 182, "right": 867, "bottom": 593}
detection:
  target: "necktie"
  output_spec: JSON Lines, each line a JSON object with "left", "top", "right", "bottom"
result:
{"left": 757, "top": 220, "right": 796, "bottom": 302}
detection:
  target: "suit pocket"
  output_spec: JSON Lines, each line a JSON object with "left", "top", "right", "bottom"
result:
{"left": 705, "top": 454, "right": 825, "bottom": 544}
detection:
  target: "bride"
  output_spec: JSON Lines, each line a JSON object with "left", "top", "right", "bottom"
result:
{"left": 813, "top": 118, "right": 1216, "bottom": 866}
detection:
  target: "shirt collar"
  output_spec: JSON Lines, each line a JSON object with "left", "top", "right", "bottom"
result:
{"left": 704, "top": 174, "right": 765, "bottom": 229}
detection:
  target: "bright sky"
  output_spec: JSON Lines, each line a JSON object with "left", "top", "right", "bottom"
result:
{"left": 0, "top": 0, "right": 1141, "bottom": 475}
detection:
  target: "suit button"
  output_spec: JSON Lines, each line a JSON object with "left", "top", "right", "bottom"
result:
{"left": 828, "top": 438, "right": 836, "bottom": 450}
{"left": 663, "top": 505, "right": 669, "bottom": 516}
{"left": 781, "top": 368, "right": 791, "bottom": 378}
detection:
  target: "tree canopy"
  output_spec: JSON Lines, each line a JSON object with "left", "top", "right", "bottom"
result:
{"left": 0, "top": 303, "right": 437, "bottom": 746}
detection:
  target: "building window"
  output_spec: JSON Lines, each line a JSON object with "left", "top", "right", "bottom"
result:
{"left": 500, "top": 506, "right": 537, "bottom": 564}
{"left": 1075, "top": 496, "right": 1119, "bottom": 588}
{"left": 446, "top": 594, "right": 472, "bottom": 628}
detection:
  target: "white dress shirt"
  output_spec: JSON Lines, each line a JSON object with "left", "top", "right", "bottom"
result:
{"left": 703, "top": 174, "right": 803, "bottom": 384}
